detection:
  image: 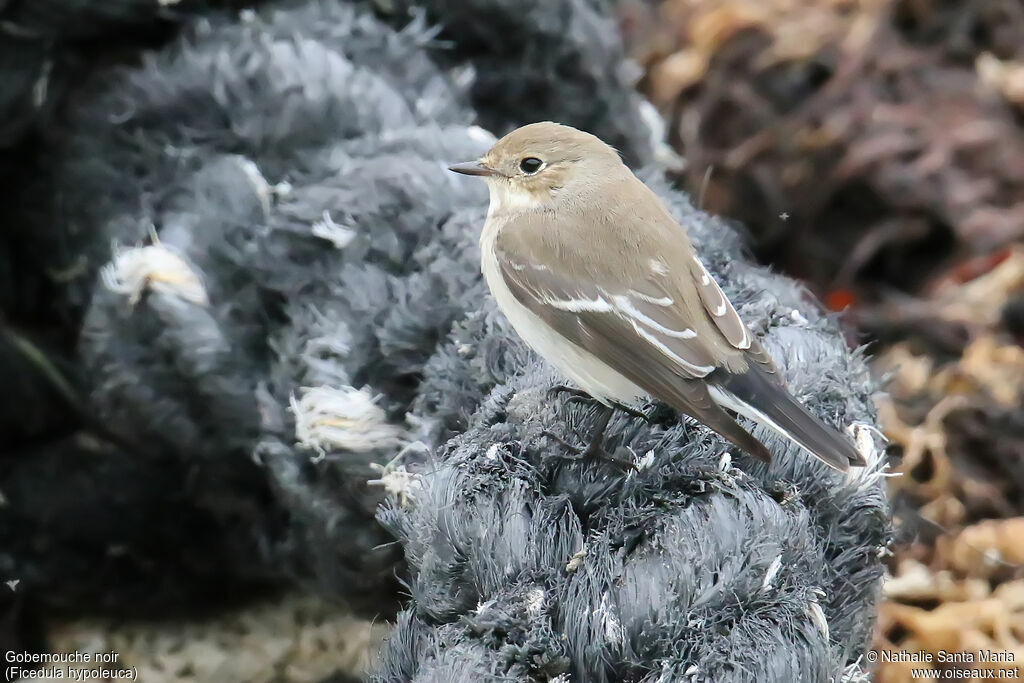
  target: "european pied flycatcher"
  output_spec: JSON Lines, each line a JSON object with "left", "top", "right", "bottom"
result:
{"left": 449, "top": 122, "right": 864, "bottom": 472}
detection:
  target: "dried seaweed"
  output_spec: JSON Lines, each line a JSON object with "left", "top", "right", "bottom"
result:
{"left": 867, "top": 249, "right": 1024, "bottom": 680}
{"left": 626, "top": 0, "right": 1024, "bottom": 299}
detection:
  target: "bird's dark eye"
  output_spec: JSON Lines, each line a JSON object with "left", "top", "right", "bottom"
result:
{"left": 519, "top": 157, "right": 543, "bottom": 174}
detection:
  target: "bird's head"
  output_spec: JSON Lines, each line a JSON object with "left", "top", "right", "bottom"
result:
{"left": 448, "top": 121, "right": 622, "bottom": 210}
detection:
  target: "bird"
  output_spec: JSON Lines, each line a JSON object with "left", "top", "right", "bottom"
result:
{"left": 448, "top": 121, "right": 865, "bottom": 472}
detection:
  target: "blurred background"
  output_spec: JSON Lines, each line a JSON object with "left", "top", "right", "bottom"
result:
{"left": 1, "top": 0, "right": 1022, "bottom": 681}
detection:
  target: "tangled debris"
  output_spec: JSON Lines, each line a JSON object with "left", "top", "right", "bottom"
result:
{"left": 624, "top": 0, "right": 1024, "bottom": 301}
{"left": 2, "top": 0, "right": 482, "bottom": 620}
{"left": 871, "top": 249, "right": 1024, "bottom": 681}
{"left": 0, "top": 0, "right": 259, "bottom": 448}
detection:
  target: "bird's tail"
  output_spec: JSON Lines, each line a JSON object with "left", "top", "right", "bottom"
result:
{"left": 708, "top": 366, "right": 865, "bottom": 472}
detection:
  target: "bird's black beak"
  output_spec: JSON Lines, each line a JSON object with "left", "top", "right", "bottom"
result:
{"left": 448, "top": 160, "right": 496, "bottom": 177}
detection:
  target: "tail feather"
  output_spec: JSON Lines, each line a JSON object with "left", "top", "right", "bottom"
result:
{"left": 687, "top": 403, "right": 774, "bottom": 465}
{"left": 709, "top": 366, "right": 865, "bottom": 472}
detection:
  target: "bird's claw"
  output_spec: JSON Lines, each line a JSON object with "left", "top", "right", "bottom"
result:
{"left": 540, "top": 429, "right": 584, "bottom": 455}
{"left": 548, "top": 385, "right": 651, "bottom": 423}
{"left": 540, "top": 430, "right": 636, "bottom": 471}
{"left": 609, "top": 401, "right": 651, "bottom": 423}
{"left": 547, "top": 384, "right": 590, "bottom": 401}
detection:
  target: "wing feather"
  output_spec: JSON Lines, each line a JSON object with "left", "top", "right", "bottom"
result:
{"left": 688, "top": 255, "right": 780, "bottom": 377}
{"left": 689, "top": 255, "right": 750, "bottom": 350}
{"left": 498, "top": 251, "right": 717, "bottom": 379}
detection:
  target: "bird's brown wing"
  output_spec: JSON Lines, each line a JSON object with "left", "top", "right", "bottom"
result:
{"left": 495, "top": 221, "right": 719, "bottom": 380}
{"left": 494, "top": 221, "right": 772, "bottom": 462}
{"left": 687, "top": 254, "right": 779, "bottom": 378}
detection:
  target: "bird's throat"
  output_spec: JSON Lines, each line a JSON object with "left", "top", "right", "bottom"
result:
{"left": 487, "top": 180, "right": 549, "bottom": 217}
